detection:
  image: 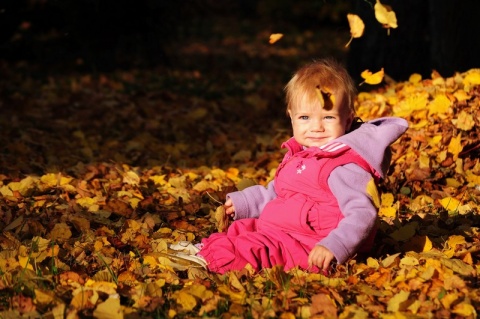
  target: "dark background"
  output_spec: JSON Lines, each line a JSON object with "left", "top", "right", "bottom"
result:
{"left": 1, "top": 0, "right": 480, "bottom": 176}
{"left": 1, "top": 0, "right": 479, "bottom": 82}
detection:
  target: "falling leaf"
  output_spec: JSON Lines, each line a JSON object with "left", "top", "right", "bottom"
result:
{"left": 269, "top": 33, "right": 283, "bottom": 44}
{"left": 360, "top": 68, "right": 384, "bottom": 85}
{"left": 374, "top": 0, "right": 398, "bottom": 30}
{"left": 346, "top": 14, "right": 365, "bottom": 47}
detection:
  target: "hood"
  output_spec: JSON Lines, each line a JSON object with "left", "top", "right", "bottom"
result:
{"left": 336, "top": 117, "right": 408, "bottom": 178}
{"left": 282, "top": 117, "right": 408, "bottom": 178}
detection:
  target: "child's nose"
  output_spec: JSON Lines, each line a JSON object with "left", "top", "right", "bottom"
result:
{"left": 312, "top": 119, "right": 325, "bottom": 132}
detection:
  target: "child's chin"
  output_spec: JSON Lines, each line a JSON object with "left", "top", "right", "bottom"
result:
{"left": 304, "top": 140, "right": 330, "bottom": 148}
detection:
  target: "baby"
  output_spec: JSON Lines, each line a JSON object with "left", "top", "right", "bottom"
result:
{"left": 177, "top": 59, "right": 408, "bottom": 274}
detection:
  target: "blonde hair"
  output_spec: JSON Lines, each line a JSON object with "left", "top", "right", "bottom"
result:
{"left": 285, "top": 59, "right": 357, "bottom": 115}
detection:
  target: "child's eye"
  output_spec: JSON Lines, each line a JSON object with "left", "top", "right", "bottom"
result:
{"left": 299, "top": 115, "right": 309, "bottom": 120}
{"left": 324, "top": 116, "right": 336, "bottom": 120}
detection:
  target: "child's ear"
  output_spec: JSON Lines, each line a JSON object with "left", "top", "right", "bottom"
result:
{"left": 345, "top": 113, "right": 355, "bottom": 131}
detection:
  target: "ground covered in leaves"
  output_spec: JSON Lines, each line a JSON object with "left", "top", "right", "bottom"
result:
{"left": 1, "top": 22, "right": 480, "bottom": 319}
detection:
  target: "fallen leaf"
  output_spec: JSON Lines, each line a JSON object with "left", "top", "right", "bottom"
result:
{"left": 269, "top": 33, "right": 283, "bottom": 44}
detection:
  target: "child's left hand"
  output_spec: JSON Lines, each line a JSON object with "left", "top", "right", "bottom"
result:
{"left": 308, "top": 245, "right": 334, "bottom": 272}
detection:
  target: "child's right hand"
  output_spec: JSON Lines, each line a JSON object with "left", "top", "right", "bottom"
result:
{"left": 224, "top": 198, "right": 236, "bottom": 218}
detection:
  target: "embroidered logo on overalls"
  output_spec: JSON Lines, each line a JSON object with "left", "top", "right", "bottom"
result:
{"left": 296, "top": 161, "right": 306, "bottom": 174}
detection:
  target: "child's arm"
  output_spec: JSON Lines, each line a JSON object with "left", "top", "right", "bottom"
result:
{"left": 225, "top": 180, "right": 277, "bottom": 220}
{"left": 317, "top": 163, "right": 378, "bottom": 264}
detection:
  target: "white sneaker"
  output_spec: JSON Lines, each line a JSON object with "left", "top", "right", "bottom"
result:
{"left": 169, "top": 241, "right": 201, "bottom": 255}
{"left": 169, "top": 252, "right": 207, "bottom": 269}
{"left": 168, "top": 241, "right": 207, "bottom": 269}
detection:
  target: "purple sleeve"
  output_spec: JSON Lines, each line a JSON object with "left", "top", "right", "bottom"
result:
{"left": 318, "top": 163, "right": 377, "bottom": 264}
{"left": 226, "top": 180, "right": 277, "bottom": 220}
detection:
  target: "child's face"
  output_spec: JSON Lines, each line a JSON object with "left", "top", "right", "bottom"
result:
{"left": 288, "top": 93, "right": 353, "bottom": 148}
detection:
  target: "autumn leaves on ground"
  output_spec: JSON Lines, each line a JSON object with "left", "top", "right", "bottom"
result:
{"left": 1, "top": 25, "right": 480, "bottom": 319}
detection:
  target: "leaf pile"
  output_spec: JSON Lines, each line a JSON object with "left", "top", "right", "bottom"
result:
{"left": 1, "top": 42, "right": 480, "bottom": 319}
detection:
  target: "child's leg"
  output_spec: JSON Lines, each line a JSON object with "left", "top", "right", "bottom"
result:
{"left": 200, "top": 219, "right": 314, "bottom": 273}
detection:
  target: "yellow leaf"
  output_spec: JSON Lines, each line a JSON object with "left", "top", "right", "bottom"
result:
{"left": 452, "top": 302, "right": 477, "bottom": 317}
{"left": 85, "top": 280, "right": 118, "bottom": 295}
{"left": 175, "top": 291, "right": 197, "bottom": 311}
{"left": 381, "top": 192, "right": 394, "bottom": 207}
{"left": 7, "top": 176, "right": 37, "bottom": 196}
{"left": 453, "top": 89, "right": 470, "bottom": 102}
{"left": 0, "top": 185, "right": 13, "bottom": 197}
{"left": 387, "top": 290, "right": 409, "bottom": 312}
{"left": 428, "top": 94, "right": 451, "bottom": 115}
{"left": 399, "top": 256, "right": 419, "bottom": 267}
{"left": 462, "top": 69, "right": 480, "bottom": 86}
{"left": 34, "top": 289, "right": 55, "bottom": 305}
{"left": 374, "top": 0, "right": 398, "bottom": 29}
{"left": 346, "top": 14, "right": 365, "bottom": 47}
{"left": 93, "top": 297, "right": 123, "bottom": 319}
{"left": 379, "top": 206, "right": 396, "bottom": 218}
{"left": 188, "top": 284, "right": 214, "bottom": 302}
{"left": 393, "top": 92, "right": 428, "bottom": 117}
{"left": 465, "top": 170, "right": 480, "bottom": 186}
{"left": 447, "top": 133, "right": 463, "bottom": 157}
{"left": 76, "top": 197, "right": 97, "bottom": 208}
{"left": 445, "top": 178, "right": 462, "bottom": 188}
{"left": 269, "top": 33, "right": 283, "bottom": 44}
{"left": 441, "top": 258, "right": 475, "bottom": 276}
{"left": 149, "top": 175, "right": 168, "bottom": 186}
{"left": 439, "top": 196, "right": 460, "bottom": 212}
{"left": 418, "top": 153, "right": 430, "bottom": 169}
{"left": 217, "top": 284, "right": 247, "bottom": 304}
{"left": 408, "top": 73, "right": 422, "bottom": 83}
{"left": 361, "top": 68, "right": 384, "bottom": 85}
{"left": 440, "top": 293, "right": 459, "bottom": 309}
{"left": 447, "top": 235, "right": 466, "bottom": 248}
{"left": 339, "top": 305, "right": 369, "bottom": 319}
{"left": 453, "top": 110, "right": 475, "bottom": 131}
{"left": 123, "top": 171, "right": 140, "bottom": 185}
{"left": 367, "top": 257, "right": 380, "bottom": 269}
{"left": 405, "top": 235, "right": 433, "bottom": 253}
{"left": 366, "top": 179, "right": 380, "bottom": 208}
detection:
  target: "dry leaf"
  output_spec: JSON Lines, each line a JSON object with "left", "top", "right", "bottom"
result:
{"left": 346, "top": 14, "right": 365, "bottom": 47}
{"left": 360, "top": 68, "right": 385, "bottom": 85}
{"left": 269, "top": 33, "right": 283, "bottom": 44}
{"left": 374, "top": 0, "right": 398, "bottom": 30}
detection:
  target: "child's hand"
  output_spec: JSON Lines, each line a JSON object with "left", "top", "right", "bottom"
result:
{"left": 308, "top": 245, "right": 334, "bottom": 272}
{"left": 224, "top": 198, "right": 236, "bottom": 218}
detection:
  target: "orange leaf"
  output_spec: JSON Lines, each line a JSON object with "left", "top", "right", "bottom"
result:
{"left": 269, "top": 33, "right": 283, "bottom": 44}
{"left": 360, "top": 68, "right": 384, "bottom": 85}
